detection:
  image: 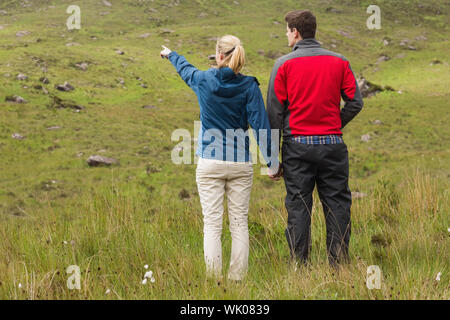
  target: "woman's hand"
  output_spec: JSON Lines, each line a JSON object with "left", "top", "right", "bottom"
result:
{"left": 160, "top": 45, "right": 172, "bottom": 59}
{"left": 268, "top": 162, "right": 283, "bottom": 181}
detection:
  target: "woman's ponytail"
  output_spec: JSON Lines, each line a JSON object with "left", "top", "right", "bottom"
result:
{"left": 228, "top": 45, "right": 245, "bottom": 75}
{"left": 216, "top": 35, "right": 245, "bottom": 75}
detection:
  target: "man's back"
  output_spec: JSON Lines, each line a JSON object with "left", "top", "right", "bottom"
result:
{"left": 267, "top": 38, "right": 363, "bottom": 137}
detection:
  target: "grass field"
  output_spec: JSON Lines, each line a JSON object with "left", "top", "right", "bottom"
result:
{"left": 0, "top": 0, "right": 448, "bottom": 299}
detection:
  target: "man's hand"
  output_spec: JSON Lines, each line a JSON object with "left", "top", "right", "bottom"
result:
{"left": 160, "top": 45, "right": 172, "bottom": 59}
{"left": 268, "top": 162, "right": 283, "bottom": 181}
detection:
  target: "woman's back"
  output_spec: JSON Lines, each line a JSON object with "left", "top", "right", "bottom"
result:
{"left": 168, "top": 51, "right": 272, "bottom": 164}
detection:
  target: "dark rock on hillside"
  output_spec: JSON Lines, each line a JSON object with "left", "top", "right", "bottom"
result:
{"left": 55, "top": 82, "right": 75, "bottom": 92}
{"left": 430, "top": 59, "right": 442, "bottom": 66}
{"left": 160, "top": 29, "right": 175, "bottom": 35}
{"left": 87, "top": 155, "right": 119, "bottom": 167}
{"left": 377, "top": 55, "right": 390, "bottom": 63}
{"left": 142, "top": 105, "right": 156, "bottom": 109}
{"left": 40, "top": 77, "right": 50, "bottom": 84}
{"left": 325, "top": 7, "right": 342, "bottom": 13}
{"left": 357, "top": 76, "right": 395, "bottom": 98}
{"left": 49, "top": 96, "right": 85, "bottom": 111}
{"left": 265, "top": 51, "right": 284, "bottom": 60}
{"left": 5, "top": 95, "right": 27, "bottom": 103}
{"left": 33, "top": 84, "right": 49, "bottom": 94}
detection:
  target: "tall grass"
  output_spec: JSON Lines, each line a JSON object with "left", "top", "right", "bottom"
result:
{"left": 0, "top": 169, "right": 447, "bottom": 300}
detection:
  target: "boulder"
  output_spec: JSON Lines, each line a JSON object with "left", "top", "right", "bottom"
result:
{"left": 55, "top": 82, "right": 75, "bottom": 92}
{"left": 12, "top": 133, "right": 25, "bottom": 140}
{"left": 16, "top": 73, "right": 28, "bottom": 81}
{"left": 5, "top": 95, "right": 27, "bottom": 103}
{"left": 377, "top": 55, "right": 390, "bottom": 63}
{"left": 357, "top": 76, "right": 395, "bottom": 98}
{"left": 87, "top": 155, "right": 119, "bottom": 167}
{"left": 361, "top": 134, "right": 371, "bottom": 142}
{"left": 16, "top": 30, "right": 31, "bottom": 37}
{"left": 75, "top": 62, "right": 89, "bottom": 71}
{"left": 40, "top": 77, "right": 50, "bottom": 84}
{"left": 325, "top": 7, "right": 342, "bottom": 13}
{"left": 49, "top": 96, "right": 85, "bottom": 111}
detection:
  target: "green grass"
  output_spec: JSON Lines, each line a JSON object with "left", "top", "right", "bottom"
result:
{"left": 0, "top": 0, "right": 448, "bottom": 299}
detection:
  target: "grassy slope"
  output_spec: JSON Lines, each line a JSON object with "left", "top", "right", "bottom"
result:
{"left": 0, "top": 0, "right": 448, "bottom": 299}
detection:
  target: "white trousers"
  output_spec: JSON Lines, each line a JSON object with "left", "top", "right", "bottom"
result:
{"left": 196, "top": 157, "right": 253, "bottom": 281}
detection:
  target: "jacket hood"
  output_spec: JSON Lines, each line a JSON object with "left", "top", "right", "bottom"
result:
{"left": 211, "top": 67, "right": 255, "bottom": 97}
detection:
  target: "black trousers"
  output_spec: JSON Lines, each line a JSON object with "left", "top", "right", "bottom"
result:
{"left": 282, "top": 139, "right": 352, "bottom": 266}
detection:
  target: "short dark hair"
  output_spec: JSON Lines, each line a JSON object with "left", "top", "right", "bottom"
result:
{"left": 285, "top": 10, "right": 317, "bottom": 39}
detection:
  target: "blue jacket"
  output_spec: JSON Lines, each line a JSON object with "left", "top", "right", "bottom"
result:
{"left": 168, "top": 51, "right": 278, "bottom": 168}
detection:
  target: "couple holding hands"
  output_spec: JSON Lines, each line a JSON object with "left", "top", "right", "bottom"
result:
{"left": 160, "top": 10, "right": 363, "bottom": 281}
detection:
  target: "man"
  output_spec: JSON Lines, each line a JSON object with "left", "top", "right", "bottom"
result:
{"left": 267, "top": 10, "right": 363, "bottom": 267}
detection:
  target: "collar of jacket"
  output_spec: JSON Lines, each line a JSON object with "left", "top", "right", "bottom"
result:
{"left": 293, "top": 38, "right": 321, "bottom": 51}
{"left": 217, "top": 66, "right": 237, "bottom": 80}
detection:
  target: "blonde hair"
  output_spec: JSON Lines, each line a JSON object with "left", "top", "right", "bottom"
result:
{"left": 216, "top": 35, "right": 245, "bottom": 75}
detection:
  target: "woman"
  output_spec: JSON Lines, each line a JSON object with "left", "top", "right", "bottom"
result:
{"left": 160, "top": 35, "right": 281, "bottom": 281}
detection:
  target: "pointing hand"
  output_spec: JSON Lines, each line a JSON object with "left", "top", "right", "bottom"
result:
{"left": 160, "top": 45, "right": 172, "bottom": 59}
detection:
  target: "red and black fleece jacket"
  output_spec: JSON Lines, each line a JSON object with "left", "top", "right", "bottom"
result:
{"left": 267, "top": 38, "right": 363, "bottom": 140}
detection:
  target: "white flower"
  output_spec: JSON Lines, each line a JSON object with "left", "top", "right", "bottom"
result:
{"left": 436, "top": 272, "right": 442, "bottom": 281}
{"left": 142, "top": 270, "right": 155, "bottom": 284}
{"left": 105, "top": 289, "right": 111, "bottom": 294}
{"left": 18, "top": 283, "right": 22, "bottom": 289}
{"left": 144, "top": 264, "right": 149, "bottom": 269}
{"left": 447, "top": 228, "right": 450, "bottom": 232}
{"left": 63, "top": 241, "right": 68, "bottom": 245}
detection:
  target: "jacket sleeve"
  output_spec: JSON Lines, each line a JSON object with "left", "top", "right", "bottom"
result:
{"left": 266, "top": 59, "right": 287, "bottom": 148}
{"left": 247, "top": 80, "right": 279, "bottom": 170}
{"left": 168, "top": 51, "right": 203, "bottom": 89}
{"left": 340, "top": 61, "right": 363, "bottom": 129}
